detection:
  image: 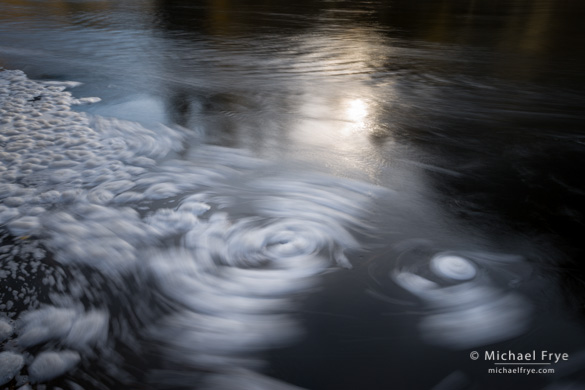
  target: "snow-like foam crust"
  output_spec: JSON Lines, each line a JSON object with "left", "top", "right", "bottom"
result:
{"left": 0, "top": 69, "right": 386, "bottom": 388}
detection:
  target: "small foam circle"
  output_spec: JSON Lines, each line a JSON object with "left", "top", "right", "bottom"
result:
{"left": 430, "top": 254, "right": 477, "bottom": 281}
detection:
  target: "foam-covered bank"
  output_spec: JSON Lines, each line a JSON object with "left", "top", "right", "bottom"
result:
{"left": 0, "top": 69, "right": 390, "bottom": 388}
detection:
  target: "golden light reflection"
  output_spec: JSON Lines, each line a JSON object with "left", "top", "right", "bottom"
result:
{"left": 346, "top": 98, "right": 368, "bottom": 123}
{"left": 340, "top": 97, "right": 369, "bottom": 136}
{"left": 284, "top": 25, "right": 396, "bottom": 180}
{"left": 291, "top": 90, "right": 385, "bottom": 180}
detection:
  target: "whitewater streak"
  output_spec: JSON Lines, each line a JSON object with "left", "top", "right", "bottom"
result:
{"left": 0, "top": 69, "right": 386, "bottom": 388}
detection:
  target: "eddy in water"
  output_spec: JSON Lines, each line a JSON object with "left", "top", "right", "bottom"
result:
{"left": 0, "top": 69, "right": 567, "bottom": 389}
{"left": 0, "top": 69, "right": 390, "bottom": 388}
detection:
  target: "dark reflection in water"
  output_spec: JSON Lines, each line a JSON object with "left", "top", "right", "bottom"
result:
{"left": 155, "top": 0, "right": 322, "bottom": 36}
{"left": 1, "top": 0, "right": 585, "bottom": 389}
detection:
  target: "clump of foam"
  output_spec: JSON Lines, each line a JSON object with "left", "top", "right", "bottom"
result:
{"left": 28, "top": 350, "right": 81, "bottom": 383}
{"left": 18, "top": 307, "right": 77, "bottom": 347}
{"left": 0, "top": 206, "right": 19, "bottom": 225}
{"left": 0, "top": 351, "right": 25, "bottom": 386}
{"left": 430, "top": 254, "right": 477, "bottom": 281}
{"left": 7, "top": 216, "right": 41, "bottom": 237}
{"left": 392, "top": 250, "right": 532, "bottom": 349}
{"left": 18, "top": 306, "right": 108, "bottom": 351}
{"left": 0, "top": 69, "right": 184, "bottom": 226}
{"left": 41, "top": 206, "right": 159, "bottom": 273}
{"left": 5, "top": 306, "right": 107, "bottom": 383}
{"left": 64, "top": 309, "right": 109, "bottom": 351}
{"left": 0, "top": 318, "right": 13, "bottom": 342}
{"left": 146, "top": 208, "right": 200, "bottom": 236}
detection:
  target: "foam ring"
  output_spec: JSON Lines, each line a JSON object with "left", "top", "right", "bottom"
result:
{"left": 430, "top": 254, "right": 477, "bottom": 281}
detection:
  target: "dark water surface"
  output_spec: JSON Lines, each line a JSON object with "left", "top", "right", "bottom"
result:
{"left": 1, "top": 0, "right": 585, "bottom": 389}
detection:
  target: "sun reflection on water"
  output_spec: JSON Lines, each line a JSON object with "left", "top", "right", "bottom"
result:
{"left": 346, "top": 98, "right": 368, "bottom": 123}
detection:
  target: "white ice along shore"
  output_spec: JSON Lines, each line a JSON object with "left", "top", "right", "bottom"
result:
{"left": 0, "top": 69, "right": 388, "bottom": 388}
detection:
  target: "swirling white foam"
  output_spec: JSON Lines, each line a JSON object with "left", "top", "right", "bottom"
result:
{"left": 0, "top": 69, "right": 385, "bottom": 388}
{"left": 430, "top": 254, "right": 477, "bottom": 281}
{"left": 392, "top": 250, "right": 532, "bottom": 349}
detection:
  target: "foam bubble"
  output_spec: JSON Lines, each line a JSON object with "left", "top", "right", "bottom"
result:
{"left": 113, "top": 191, "right": 144, "bottom": 203}
{"left": 177, "top": 198, "right": 211, "bottom": 215}
{"left": 146, "top": 208, "right": 199, "bottom": 235}
{"left": 18, "top": 307, "right": 77, "bottom": 347}
{"left": 0, "top": 352, "right": 25, "bottom": 386}
{"left": 73, "top": 97, "right": 101, "bottom": 105}
{"left": 0, "top": 319, "right": 13, "bottom": 342}
{"left": 7, "top": 216, "right": 41, "bottom": 236}
{"left": 86, "top": 189, "right": 114, "bottom": 204}
{"left": 0, "top": 206, "right": 20, "bottom": 224}
{"left": 64, "top": 310, "right": 109, "bottom": 351}
{"left": 28, "top": 351, "right": 81, "bottom": 383}
{"left": 4, "top": 197, "right": 25, "bottom": 207}
{"left": 143, "top": 182, "right": 182, "bottom": 199}
{"left": 430, "top": 254, "right": 477, "bottom": 281}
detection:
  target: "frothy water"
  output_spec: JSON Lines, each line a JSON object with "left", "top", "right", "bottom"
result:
{"left": 0, "top": 69, "right": 392, "bottom": 388}
{"left": 0, "top": 68, "right": 580, "bottom": 389}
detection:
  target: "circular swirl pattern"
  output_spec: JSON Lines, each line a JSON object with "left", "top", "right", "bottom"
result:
{"left": 222, "top": 219, "right": 339, "bottom": 271}
{"left": 430, "top": 254, "right": 477, "bottom": 281}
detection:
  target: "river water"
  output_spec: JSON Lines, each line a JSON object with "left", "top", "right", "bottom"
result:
{"left": 1, "top": 0, "right": 585, "bottom": 389}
